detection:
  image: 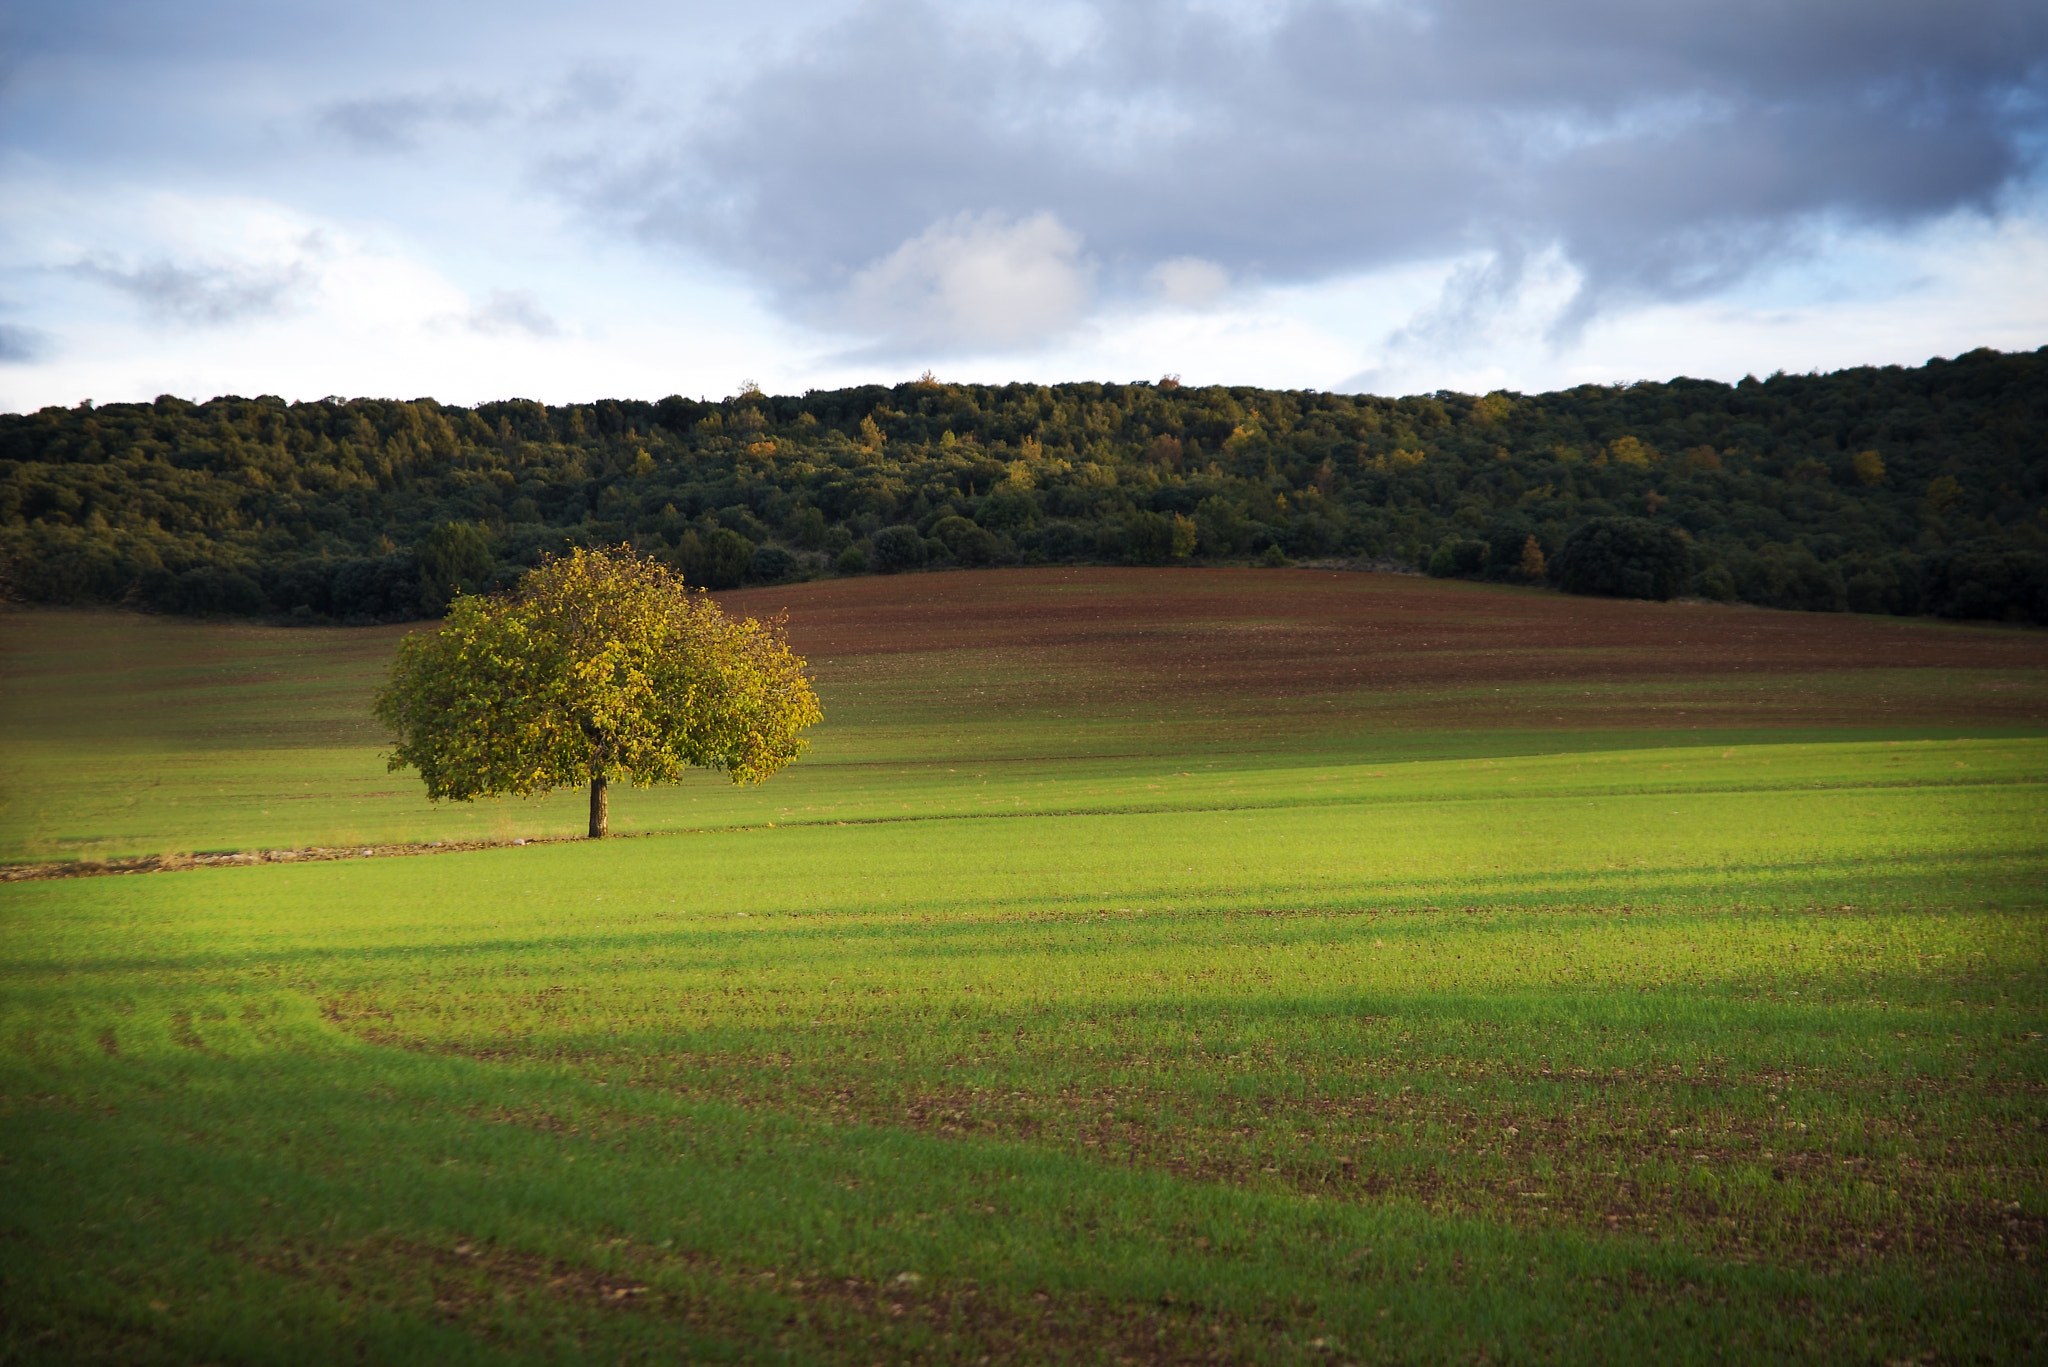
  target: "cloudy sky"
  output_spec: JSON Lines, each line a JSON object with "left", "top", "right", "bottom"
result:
{"left": 4, "top": 0, "right": 2046, "bottom": 410}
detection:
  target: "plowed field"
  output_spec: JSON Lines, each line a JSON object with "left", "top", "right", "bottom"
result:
{"left": 725, "top": 566, "right": 2048, "bottom": 733}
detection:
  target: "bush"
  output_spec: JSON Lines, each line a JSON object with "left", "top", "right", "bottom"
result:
{"left": 1427, "top": 539, "right": 1488, "bottom": 578}
{"left": 871, "top": 524, "right": 928, "bottom": 572}
{"left": 715, "top": 505, "right": 772, "bottom": 544}
{"left": 1551, "top": 518, "right": 1690, "bottom": 600}
{"left": 1124, "top": 511, "right": 1175, "bottom": 565}
{"left": 1194, "top": 497, "right": 1247, "bottom": 555}
{"left": 415, "top": 521, "right": 494, "bottom": 591}
{"left": 1920, "top": 542, "right": 2048, "bottom": 623}
{"left": 748, "top": 544, "right": 802, "bottom": 582}
{"left": 268, "top": 559, "right": 337, "bottom": 616}
{"left": 834, "top": 545, "right": 868, "bottom": 575}
{"left": 1692, "top": 564, "right": 1738, "bottom": 601}
{"left": 790, "top": 507, "right": 827, "bottom": 550}
{"left": 930, "top": 515, "right": 1001, "bottom": 565}
{"left": 330, "top": 553, "right": 423, "bottom": 621}
{"left": 1293, "top": 513, "right": 1340, "bottom": 558}
{"left": 670, "top": 527, "right": 756, "bottom": 590}
{"left": 976, "top": 488, "right": 1038, "bottom": 533}
{"left": 1029, "top": 520, "right": 1091, "bottom": 562}
{"left": 175, "top": 565, "right": 267, "bottom": 616}
{"left": 9, "top": 537, "right": 126, "bottom": 604}
{"left": 1483, "top": 518, "right": 1538, "bottom": 575}
{"left": 1842, "top": 552, "right": 1921, "bottom": 615}
{"left": 1726, "top": 543, "right": 1845, "bottom": 613}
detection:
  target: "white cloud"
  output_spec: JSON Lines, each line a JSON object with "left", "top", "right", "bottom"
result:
{"left": 0, "top": 179, "right": 814, "bottom": 410}
{"left": 1147, "top": 256, "right": 1230, "bottom": 308}
{"left": 844, "top": 211, "right": 1091, "bottom": 352}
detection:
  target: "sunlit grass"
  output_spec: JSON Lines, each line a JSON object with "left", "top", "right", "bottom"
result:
{"left": 2, "top": 599, "right": 2044, "bottom": 1362}
{"left": 6, "top": 750, "right": 2045, "bottom": 1362}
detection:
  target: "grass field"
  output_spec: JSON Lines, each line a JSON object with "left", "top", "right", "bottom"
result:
{"left": 3, "top": 570, "right": 2045, "bottom": 1364}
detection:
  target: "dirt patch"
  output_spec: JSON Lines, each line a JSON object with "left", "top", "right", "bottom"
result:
{"left": 244, "top": 1233, "right": 1285, "bottom": 1365}
{"left": 0, "top": 836, "right": 584, "bottom": 883}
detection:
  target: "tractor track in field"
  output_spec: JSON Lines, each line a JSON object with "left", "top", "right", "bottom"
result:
{"left": 4, "top": 766, "right": 2038, "bottom": 883}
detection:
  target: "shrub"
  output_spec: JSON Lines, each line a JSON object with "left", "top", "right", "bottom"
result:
{"left": 268, "top": 559, "right": 336, "bottom": 617}
{"left": 416, "top": 521, "right": 493, "bottom": 592}
{"left": 1125, "top": 511, "right": 1176, "bottom": 565}
{"left": 416, "top": 520, "right": 494, "bottom": 613}
{"left": 834, "top": 545, "right": 868, "bottom": 575}
{"left": 1427, "top": 539, "right": 1488, "bottom": 578}
{"left": 1195, "top": 497, "right": 1247, "bottom": 555}
{"left": 1030, "top": 521, "right": 1091, "bottom": 562}
{"left": 1920, "top": 542, "right": 2048, "bottom": 623}
{"left": 1293, "top": 513, "right": 1339, "bottom": 557}
{"left": 749, "top": 544, "right": 802, "bottom": 582}
{"left": 331, "top": 553, "right": 423, "bottom": 621}
{"left": 1483, "top": 517, "right": 1538, "bottom": 575}
{"left": 975, "top": 488, "right": 1038, "bottom": 533}
{"left": 871, "top": 524, "right": 928, "bottom": 573}
{"left": 1551, "top": 518, "right": 1690, "bottom": 600}
{"left": 931, "top": 515, "right": 1001, "bottom": 565}
{"left": 1693, "top": 564, "right": 1738, "bottom": 601}
{"left": 175, "top": 565, "right": 267, "bottom": 617}
{"left": 1726, "top": 543, "right": 1845, "bottom": 613}
{"left": 790, "top": 507, "right": 827, "bottom": 549}
{"left": 671, "top": 527, "right": 756, "bottom": 590}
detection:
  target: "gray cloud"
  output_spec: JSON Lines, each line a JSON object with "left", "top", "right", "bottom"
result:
{"left": 1385, "top": 246, "right": 1533, "bottom": 355}
{"left": 461, "top": 288, "right": 561, "bottom": 338}
{"left": 572, "top": 0, "right": 2048, "bottom": 351}
{"left": 0, "top": 322, "right": 50, "bottom": 364}
{"left": 317, "top": 89, "right": 503, "bottom": 152}
{"left": 70, "top": 255, "right": 310, "bottom": 326}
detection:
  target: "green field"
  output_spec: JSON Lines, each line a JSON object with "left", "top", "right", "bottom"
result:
{"left": 3, "top": 584, "right": 2045, "bottom": 1364}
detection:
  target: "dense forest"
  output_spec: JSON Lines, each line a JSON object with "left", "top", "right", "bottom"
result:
{"left": 2, "top": 347, "right": 2044, "bottom": 624}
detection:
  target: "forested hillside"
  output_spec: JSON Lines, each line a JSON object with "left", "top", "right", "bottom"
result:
{"left": 3, "top": 346, "right": 2044, "bottom": 623}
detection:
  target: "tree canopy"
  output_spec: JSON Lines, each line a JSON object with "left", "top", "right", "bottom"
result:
{"left": 1551, "top": 517, "right": 1694, "bottom": 601}
{"left": 371, "top": 546, "right": 822, "bottom": 836}
{"left": 4, "top": 346, "right": 2046, "bottom": 623}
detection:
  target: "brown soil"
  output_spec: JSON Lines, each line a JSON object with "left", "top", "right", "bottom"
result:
{"left": 0, "top": 837, "right": 579, "bottom": 882}
{"left": 245, "top": 1233, "right": 1270, "bottom": 1365}
{"left": 723, "top": 568, "right": 2048, "bottom": 726}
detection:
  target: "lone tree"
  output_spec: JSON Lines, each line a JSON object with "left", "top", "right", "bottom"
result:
{"left": 373, "top": 546, "right": 822, "bottom": 837}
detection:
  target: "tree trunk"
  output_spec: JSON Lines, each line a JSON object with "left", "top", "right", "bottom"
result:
{"left": 588, "top": 771, "right": 609, "bottom": 838}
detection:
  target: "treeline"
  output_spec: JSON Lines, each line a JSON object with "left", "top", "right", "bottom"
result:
{"left": 2, "top": 347, "right": 2044, "bottom": 624}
